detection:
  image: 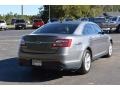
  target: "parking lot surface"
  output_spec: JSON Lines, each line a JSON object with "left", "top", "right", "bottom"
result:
{"left": 0, "top": 30, "right": 120, "bottom": 85}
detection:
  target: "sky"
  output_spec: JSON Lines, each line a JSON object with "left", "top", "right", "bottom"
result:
{"left": 0, "top": 5, "right": 42, "bottom": 15}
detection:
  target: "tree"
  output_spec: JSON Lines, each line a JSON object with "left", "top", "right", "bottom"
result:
{"left": 39, "top": 5, "right": 105, "bottom": 21}
{"left": 39, "top": 5, "right": 49, "bottom": 23}
{"left": 5, "top": 12, "right": 14, "bottom": 24}
{"left": 0, "top": 15, "right": 4, "bottom": 20}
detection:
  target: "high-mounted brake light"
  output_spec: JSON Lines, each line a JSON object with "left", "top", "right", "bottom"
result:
{"left": 52, "top": 39, "right": 72, "bottom": 47}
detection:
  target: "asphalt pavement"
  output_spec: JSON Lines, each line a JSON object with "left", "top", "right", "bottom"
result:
{"left": 0, "top": 30, "right": 120, "bottom": 85}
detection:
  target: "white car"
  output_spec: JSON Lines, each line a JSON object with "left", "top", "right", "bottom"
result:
{"left": 0, "top": 20, "right": 7, "bottom": 30}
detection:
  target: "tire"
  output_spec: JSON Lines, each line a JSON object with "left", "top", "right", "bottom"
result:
{"left": 4, "top": 28, "right": 7, "bottom": 30}
{"left": 1, "top": 28, "right": 7, "bottom": 31}
{"left": 116, "top": 25, "right": 120, "bottom": 33}
{"left": 77, "top": 50, "right": 92, "bottom": 74}
{"left": 24, "top": 27, "right": 26, "bottom": 29}
{"left": 15, "top": 27, "right": 18, "bottom": 30}
{"left": 105, "top": 42, "right": 113, "bottom": 57}
{"left": 32, "top": 26, "right": 36, "bottom": 29}
{"left": 32, "top": 26, "right": 34, "bottom": 29}
{"left": 23, "top": 26, "right": 26, "bottom": 30}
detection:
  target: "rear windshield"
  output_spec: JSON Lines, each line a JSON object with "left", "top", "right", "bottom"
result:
{"left": 88, "top": 18, "right": 94, "bottom": 22}
{"left": 50, "top": 18, "right": 59, "bottom": 22}
{"left": 15, "top": 20, "right": 25, "bottom": 23}
{"left": 81, "top": 18, "right": 88, "bottom": 21}
{"left": 33, "top": 23, "right": 79, "bottom": 34}
{"left": 65, "top": 18, "right": 73, "bottom": 21}
{"left": 34, "top": 20, "right": 42, "bottom": 22}
{"left": 0, "top": 20, "right": 5, "bottom": 23}
{"left": 93, "top": 18, "right": 105, "bottom": 23}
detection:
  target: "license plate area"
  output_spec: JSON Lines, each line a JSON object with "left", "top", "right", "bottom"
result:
{"left": 19, "top": 26, "right": 22, "bottom": 27}
{"left": 32, "top": 59, "right": 42, "bottom": 66}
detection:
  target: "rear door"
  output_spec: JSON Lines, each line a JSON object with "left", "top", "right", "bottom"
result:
{"left": 83, "top": 24, "right": 100, "bottom": 56}
{"left": 92, "top": 24, "right": 109, "bottom": 54}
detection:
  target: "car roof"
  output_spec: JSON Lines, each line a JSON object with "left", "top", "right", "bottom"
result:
{"left": 114, "top": 16, "right": 120, "bottom": 17}
{"left": 16, "top": 19, "right": 25, "bottom": 20}
{"left": 47, "top": 21, "right": 95, "bottom": 25}
{"left": 34, "top": 19, "right": 42, "bottom": 20}
{"left": 94, "top": 17, "right": 105, "bottom": 19}
{"left": 0, "top": 20, "right": 6, "bottom": 23}
{"left": 47, "top": 21, "right": 81, "bottom": 24}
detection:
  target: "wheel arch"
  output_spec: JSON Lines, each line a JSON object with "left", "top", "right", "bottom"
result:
{"left": 86, "top": 47, "right": 93, "bottom": 59}
{"left": 110, "top": 39, "right": 113, "bottom": 45}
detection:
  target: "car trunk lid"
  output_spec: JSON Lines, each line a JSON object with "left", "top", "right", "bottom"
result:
{"left": 21, "top": 34, "right": 59, "bottom": 54}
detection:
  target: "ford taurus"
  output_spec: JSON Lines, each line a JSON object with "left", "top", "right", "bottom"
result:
{"left": 18, "top": 21, "right": 113, "bottom": 74}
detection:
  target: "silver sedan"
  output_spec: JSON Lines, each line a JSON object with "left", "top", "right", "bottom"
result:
{"left": 18, "top": 21, "right": 113, "bottom": 74}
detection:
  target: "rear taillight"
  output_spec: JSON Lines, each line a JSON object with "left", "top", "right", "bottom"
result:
{"left": 52, "top": 39, "right": 72, "bottom": 47}
{"left": 20, "top": 38, "right": 26, "bottom": 46}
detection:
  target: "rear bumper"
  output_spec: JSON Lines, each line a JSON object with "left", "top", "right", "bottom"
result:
{"left": 0, "top": 26, "right": 7, "bottom": 29}
{"left": 15, "top": 25, "right": 26, "bottom": 28}
{"left": 32, "top": 25, "right": 41, "bottom": 29}
{"left": 18, "top": 51, "right": 83, "bottom": 70}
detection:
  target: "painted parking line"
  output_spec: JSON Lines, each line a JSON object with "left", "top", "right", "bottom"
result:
{"left": 0, "top": 39, "right": 20, "bottom": 43}
{"left": 0, "top": 36, "right": 20, "bottom": 38}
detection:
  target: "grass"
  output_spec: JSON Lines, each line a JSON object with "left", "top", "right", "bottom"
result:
{"left": 7, "top": 25, "right": 15, "bottom": 29}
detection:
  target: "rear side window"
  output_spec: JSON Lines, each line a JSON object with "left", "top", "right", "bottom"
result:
{"left": 33, "top": 23, "right": 79, "bottom": 34}
{"left": 83, "top": 24, "right": 96, "bottom": 35}
{"left": 92, "top": 24, "right": 102, "bottom": 33}
{"left": 111, "top": 17, "right": 117, "bottom": 21}
{"left": 118, "top": 18, "right": 120, "bottom": 21}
